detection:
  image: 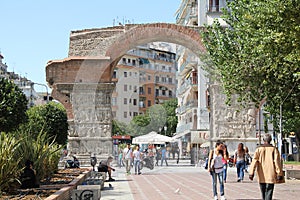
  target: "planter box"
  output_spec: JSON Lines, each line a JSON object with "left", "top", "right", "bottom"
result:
{"left": 72, "top": 185, "right": 101, "bottom": 200}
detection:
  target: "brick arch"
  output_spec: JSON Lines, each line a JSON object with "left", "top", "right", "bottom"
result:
{"left": 105, "top": 23, "right": 206, "bottom": 72}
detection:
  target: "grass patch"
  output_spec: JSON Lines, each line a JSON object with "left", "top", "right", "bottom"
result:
{"left": 284, "top": 161, "right": 300, "bottom": 165}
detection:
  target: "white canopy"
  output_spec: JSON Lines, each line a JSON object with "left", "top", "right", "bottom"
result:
{"left": 132, "top": 131, "right": 172, "bottom": 144}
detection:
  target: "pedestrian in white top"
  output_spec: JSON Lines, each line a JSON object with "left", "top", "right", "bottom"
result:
{"left": 133, "top": 145, "right": 142, "bottom": 175}
{"left": 123, "top": 143, "right": 133, "bottom": 175}
{"left": 208, "top": 140, "right": 227, "bottom": 200}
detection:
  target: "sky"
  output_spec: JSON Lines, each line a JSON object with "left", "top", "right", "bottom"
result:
{"left": 0, "top": 0, "right": 181, "bottom": 92}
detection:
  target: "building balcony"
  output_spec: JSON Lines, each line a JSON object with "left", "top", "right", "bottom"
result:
{"left": 176, "top": 123, "right": 193, "bottom": 134}
{"left": 176, "top": 101, "right": 198, "bottom": 115}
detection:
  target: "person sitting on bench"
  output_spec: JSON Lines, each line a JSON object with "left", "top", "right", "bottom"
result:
{"left": 98, "top": 156, "right": 115, "bottom": 181}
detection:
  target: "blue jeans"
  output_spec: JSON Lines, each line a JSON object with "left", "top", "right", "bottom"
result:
{"left": 223, "top": 164, "right": 228, "bottom": 181}
{"left": 260, "top": 183, "right": 274, "bottom": 200}
{"left": 161, "top": 157, "right": 168, "bottom": 166}
{"left": 134, "top": 160, "right": 141, "bottom": 174}
{"left": 236, "top": 160, "right": 245, "bottom": 180}
{"left": 211, "top": 171, "right": 224, "bottom": 197}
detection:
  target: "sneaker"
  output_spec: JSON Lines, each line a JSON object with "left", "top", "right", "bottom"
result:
{"left": 220, "top": 196, "right": 226, "bottom": 200}
{"left": 108, "top": 178, "right": 115, "bottom": 181}
{"left": 138, "top": 172, "right": 142, "bottom": 175}
{"left": 237, "top": 179, "right": 241, "bottom": 182}
{"left": 214, "top": 196, "right": 218, "bottom": 200}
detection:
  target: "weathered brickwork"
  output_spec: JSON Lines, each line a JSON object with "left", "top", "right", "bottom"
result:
{"left": 46, "top": 23, "right": 256, "bottom": 164}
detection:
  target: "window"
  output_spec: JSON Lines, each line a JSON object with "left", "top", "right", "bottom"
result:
{"left": 168, "top": 77, "right": 172, "bottom": 84}
{"left": 124, "top": 98, "right": 127, "bottom": 104}
{"left": 169, "top": 90, "right": 173, "bottom": 97}
{"left": 148, "top": 87, "right": 151, "bottom": 94}
{"left": 133, "top": 60, "right": 136, "bottom": 66}
{"left": 124, "top": 112, "right": 127, "bottom": 118}
{"left": 112, "top": 71, "right": 117, "bottom": 79}
{"left": 162, "top": 77, "right": 166, "bottom": 83}
{"left": 133, "top": 112, "right": 138, "bottom": 116}
{"left": 162, "top": 90, "right": 166, "bottom": 96}
{"left": 139, "top": 87, "right": 144, "bottom": 95}
{"left": 134, "top": 86, "right": 137, "bottom": 93}
{"left": 133, "top": 99, "right": 137, "bottom": 106}
{"left": 155, "top": 76, "right": 159, "bottom": 82}
{"left": 124, "top": 71, "right": 127, "bottom": 77}
{"left": 148, "top": 75, "right": 151, "bottom": 81}
{"left": 148, "top": 100, "right": 151, "bottom": 107}
{"left": 124, "top": 85, "right": 127, "bottom": 91}
{"left": 122, "top": 58, "right": 126, "bottom": 63}
{"left": 129, "top": 85, "right": 132, "bottom": 90}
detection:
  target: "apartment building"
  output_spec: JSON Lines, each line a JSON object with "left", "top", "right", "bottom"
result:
{"left": 174, "top": 0, "right": 229, "bottom": 160}
{"left": 112, "top": 42, "right": 177, "bottom": 124}
{"left": 0, "top": 52, "right": 47, "bottom": 106}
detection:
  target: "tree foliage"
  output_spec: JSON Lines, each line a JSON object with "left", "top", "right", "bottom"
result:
{"left": 202, "top": 0, "right": 300, "bottom": 137}
{"left": 127, "top": 99, "right": 178, "bottom": 136}
{"left": 22, "top": 102, "right": 68, "bottom": 145}
{"left": 0, "top": 78, "right": 28, "bottom": 133}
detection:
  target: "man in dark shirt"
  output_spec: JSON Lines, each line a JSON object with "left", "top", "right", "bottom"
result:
{"left": 20, "top": 160, "right": 39, "bottom": 189}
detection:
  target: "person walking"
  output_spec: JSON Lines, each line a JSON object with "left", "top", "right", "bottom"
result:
{"left": 123, "top": 143, "right": 133, "bottom": 175}
{"left": 155, "top": 147, "right": 161, "bottom": 166}
{"left": 234, "top": 143, "right": 246, "bottom": 182}
{"left": 133, "top": 145, "right": 142, "bottom": 175}
{"left": 208, "top": 141, "right": 227, "bottom": 200}
{"left": 244, "top": 146, "right": 252, "bottom": 173}
{"left": 161, "top": 146, "right": 168, "bottom": 166}
{"left": 222, "top": 145, "right": 229, "bottom": 183}
{"left": 249, "top": 133, "right": 284, "bottom": 200}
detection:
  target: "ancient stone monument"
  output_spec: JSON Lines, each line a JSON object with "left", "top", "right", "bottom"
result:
{"left": 46, "top": 23, "right": 257, "bottom": 165}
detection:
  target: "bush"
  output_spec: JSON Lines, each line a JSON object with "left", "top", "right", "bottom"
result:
{"left": 16, "top": 130, "right": 63, "bottom": 182}
{"left": 24, "top": 102, "right": 68, "bottom": 145}
{"left": 0, "top": 132, "right": 23, "bottom": 194}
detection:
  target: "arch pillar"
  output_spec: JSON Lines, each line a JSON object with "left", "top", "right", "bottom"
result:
{"left": 46, "top": 57, "right": 115, "bottom": 166}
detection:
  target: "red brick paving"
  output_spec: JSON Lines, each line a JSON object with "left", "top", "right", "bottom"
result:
{"left": 126, "top": 168, "right": 300, "bottom": 200}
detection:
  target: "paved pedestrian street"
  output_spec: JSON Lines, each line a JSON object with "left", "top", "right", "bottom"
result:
{"left": 101, "top": 166, "right": 300, "bottom": 200}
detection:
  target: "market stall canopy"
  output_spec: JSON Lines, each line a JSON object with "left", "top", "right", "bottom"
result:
{"left": 132, "top": 131, "right": 172, "bottom": 144}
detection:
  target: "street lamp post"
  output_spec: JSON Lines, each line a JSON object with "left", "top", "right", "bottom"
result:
{"left": 164, "top": 126, "right": 167, "bottom": 136}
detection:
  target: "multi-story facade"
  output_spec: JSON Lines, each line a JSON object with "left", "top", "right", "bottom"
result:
{"left": 0, "top": 52, "right": 47, "bottom": 106}
{"left": 174, "top": 0, "right": 229, "bottom": 161}
{"left": 112, "top": 42, "right": 177, "bottom": 124}
{"left": 175, "top": 0, "right": 272, "bottom": 159}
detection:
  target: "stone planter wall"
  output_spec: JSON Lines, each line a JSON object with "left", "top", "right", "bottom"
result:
{"left": 45, "top": 170, "right": 91, "bottom": 200}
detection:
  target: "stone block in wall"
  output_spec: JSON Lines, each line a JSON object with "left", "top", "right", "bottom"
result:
{"left": 72, "top": 185, "right": 101, "bottom": 200}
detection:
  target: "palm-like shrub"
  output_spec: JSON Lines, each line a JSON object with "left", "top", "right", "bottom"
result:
{"left": 0, "top": 132, "right": 23, "bottom": 194}
{"left": 16, "top": 130, "right": 63, "bottom": 183}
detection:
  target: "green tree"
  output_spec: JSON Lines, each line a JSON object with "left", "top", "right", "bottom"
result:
{"left": 23, "top": 102, "right": 68, "bottom": 145}
{"left": 162, "top": 98, "right": 178, "bottom": 136}
{"left": 0, "top": 78, "right": 28, "bottom": 132}
{"left": 202, "top": 0, "right": 300, "bottom": 137}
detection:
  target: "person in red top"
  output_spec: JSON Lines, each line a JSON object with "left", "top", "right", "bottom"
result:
{"left": 222, "top": 145, "right": 229, "bottom": 183}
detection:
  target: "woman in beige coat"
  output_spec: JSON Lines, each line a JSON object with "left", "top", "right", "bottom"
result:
{"left": 249, "top": 134, "right": 283, "bottom": 200}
